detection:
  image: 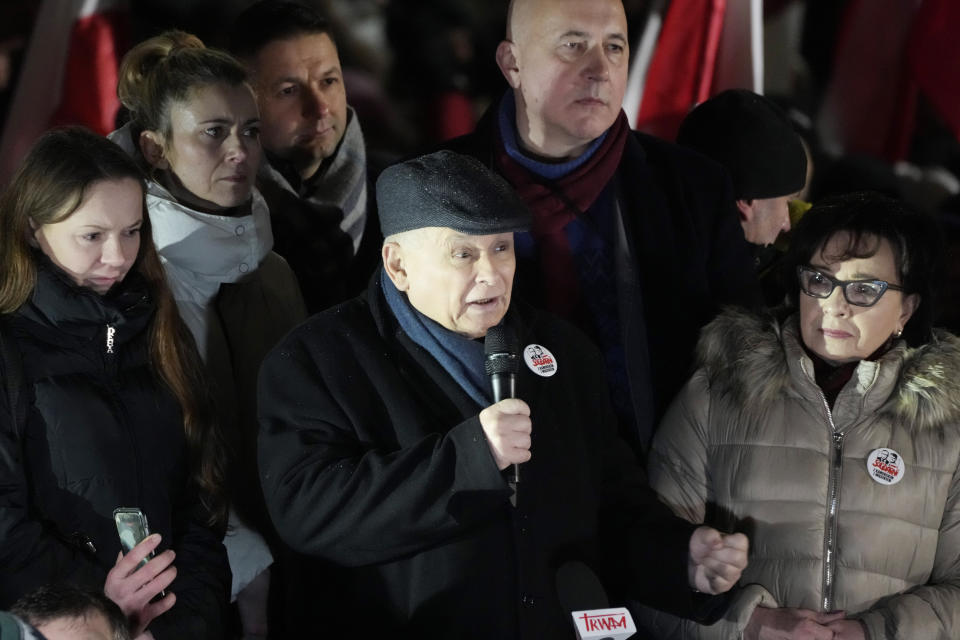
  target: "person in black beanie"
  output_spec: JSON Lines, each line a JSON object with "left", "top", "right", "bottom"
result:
{"left": 677, "top": 89, "right": 808, "bottom": 248}
{"left": 256, "top": 150, "right": 749, "bottom": 638}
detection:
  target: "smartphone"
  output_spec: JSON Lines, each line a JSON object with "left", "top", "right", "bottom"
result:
{"left": 113, "top": 507, "right": 152, "bottom": 562}
{"left": 113, "top": 507, "right": 166, "bottom": 597}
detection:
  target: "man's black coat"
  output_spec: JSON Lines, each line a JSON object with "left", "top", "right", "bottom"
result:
{"left": 257, "top": 274, "right": 710, "bottom": 638}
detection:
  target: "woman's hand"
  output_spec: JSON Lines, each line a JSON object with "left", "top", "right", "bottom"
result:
{"left": 826, "top": 619, "right": 866, "bottom": 640}
{"left": 104, "top": 533, "right": 177, "bottom": 636}
{"left": 744, "top": 606, "right": 846, "bottom": 640}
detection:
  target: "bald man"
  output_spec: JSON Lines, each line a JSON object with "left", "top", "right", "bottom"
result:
{"left": 443, "top": 0, "right": 761, "bottom": 456}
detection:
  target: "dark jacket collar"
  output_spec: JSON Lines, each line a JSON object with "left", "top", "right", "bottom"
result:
{"left": 19, "top": 251, "right": 154, "bottom": 344}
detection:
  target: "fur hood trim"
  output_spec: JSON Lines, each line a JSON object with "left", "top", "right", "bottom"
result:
{"left": 892, "top": 330, "right": 960, "bottom": 428}
{"left": 697, "top": 307, "right": 960, "bottom": 430}
{"left": 696, "top": 308, "right": 788, "bottom": 409}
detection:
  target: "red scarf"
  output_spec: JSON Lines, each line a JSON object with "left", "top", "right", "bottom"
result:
{"left": 494, "top": 111, "right": 630, "bottom": 317}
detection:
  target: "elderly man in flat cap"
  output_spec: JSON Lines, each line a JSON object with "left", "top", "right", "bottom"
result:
{"left": 257, "top": 150, "right": 748, "bottom": 638}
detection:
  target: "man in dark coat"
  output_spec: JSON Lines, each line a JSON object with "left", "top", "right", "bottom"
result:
{"left": 676, "top": 89, "right": 810, "bottom": 307}
{"left": 676, "top": 89, "right": 808, "bottom": 249}
{"left": 440, "top": 0, "right": 761, "bottom": 455}
{"left": 257, "top": 151, "right": 748, "bottom": 638}
{"left": 229, "top": 1, "right": 382, "bottom": 313}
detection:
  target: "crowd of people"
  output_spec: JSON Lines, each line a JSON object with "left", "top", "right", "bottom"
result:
{"left": 0, "top": 1, "right": 957, "bottom": 639}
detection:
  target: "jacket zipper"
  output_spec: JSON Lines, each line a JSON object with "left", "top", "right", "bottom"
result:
{"left": 104, "top": 324, "right": 118, "bottom": 380}
{"left": 804, "top": 357, "right": 885, "bottom": 612}
{"left": 104, "top": 323, "right": 144, "bottom": 502}
{"left": 821, "top": 395, "right": 844, "bottom": 613}
{"left": 105, "top": 325, "right": 116, "bottom": 354}
{"left": 800, "top": 359, "right": 844, "bottom": 612}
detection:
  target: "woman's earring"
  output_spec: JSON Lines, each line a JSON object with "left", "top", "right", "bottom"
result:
{"left": 894, "top": 328, "right": 903, "bottom": 338}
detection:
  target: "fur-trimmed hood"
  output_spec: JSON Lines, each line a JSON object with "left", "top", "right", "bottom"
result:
{"left": 696, "top": 307, "right": 960, "bottom": 431}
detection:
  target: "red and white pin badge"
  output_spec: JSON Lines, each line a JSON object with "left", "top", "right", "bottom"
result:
{"left": 866, "top": 448, "right": 905, "bottom": 486}
{"left": 523, "top": 344, "right": 558, "bottom": 377}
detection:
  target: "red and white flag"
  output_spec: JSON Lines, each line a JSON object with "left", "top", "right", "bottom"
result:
{"left": 631, "top": 0, "right": 726, "bottom": 139}
{"left": 629, "top": 0, "right": 762, "bottom": 140}
{"left": 0, "top": 0, "right": 128, "bottom": 186}
{"left": 712, "top": 0, "right": 763, "bottom": 97}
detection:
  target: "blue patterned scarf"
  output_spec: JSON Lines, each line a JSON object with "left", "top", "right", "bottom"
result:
{"left": 381, "top": 270, "right": 491, "bottom": 407}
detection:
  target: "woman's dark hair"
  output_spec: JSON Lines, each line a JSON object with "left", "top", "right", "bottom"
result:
{"left": 0, "top": 127, "right": 146, "bottom": 312}
{"left": 783, "top": 190, "right": 945, "bottom": 346}
{"left": 0, "top": 127, "right": 227, "bottom": 530}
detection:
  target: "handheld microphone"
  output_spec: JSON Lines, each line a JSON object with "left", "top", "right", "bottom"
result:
{"left": 484, "top": 324, "right": 520, "bottom": 502}
{"left": 556, "top": 561, "right": 637, "bottom": 640}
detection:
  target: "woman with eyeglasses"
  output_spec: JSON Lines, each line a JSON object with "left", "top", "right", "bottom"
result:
{"left": 638, "top": 191, "right": 959, "bottom": 640}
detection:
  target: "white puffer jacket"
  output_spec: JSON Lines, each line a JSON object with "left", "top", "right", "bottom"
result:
{"left": 640, "top": 308, "right": 960, "bottom": 640}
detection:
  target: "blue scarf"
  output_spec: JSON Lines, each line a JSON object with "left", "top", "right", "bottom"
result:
{"left": 497, "top": 93, "right": 634, "bottom": 432}
{"left": 498, "top": 91, "right": 608, "bottom": 179}
{"left": 381, "top": 270, "right": 491, "bottom": 407}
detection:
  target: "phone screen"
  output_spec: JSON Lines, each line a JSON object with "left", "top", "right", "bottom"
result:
{"left": 113, "top": 507, "right": 166, "bottom": 599}
{"left": 113, "top": 507, "right": 153, "bottom": 569}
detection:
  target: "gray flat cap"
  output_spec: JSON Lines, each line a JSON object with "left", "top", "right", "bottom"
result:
{"left": 377, "top": 150, "right": 531, "bottom": 237}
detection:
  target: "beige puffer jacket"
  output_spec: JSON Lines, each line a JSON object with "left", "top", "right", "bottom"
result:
{"left": 639, "top": 309, "right": 960, "bottom": 640}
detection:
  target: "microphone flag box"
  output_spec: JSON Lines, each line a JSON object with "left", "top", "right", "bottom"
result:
{"left": 571, "top": 607, "right": 636, "bottom": 640}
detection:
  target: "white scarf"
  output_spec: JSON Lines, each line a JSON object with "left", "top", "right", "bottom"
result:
{"left": 258, "top": 106, "right": 368, "bottom": 254}
{"left": 146, "top": 180, "right": 273, "bottom": 359}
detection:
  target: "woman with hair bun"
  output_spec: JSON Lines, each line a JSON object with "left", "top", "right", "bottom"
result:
{"left": 110, "top": 30, "right": 306, "bottom": 638}
{"left": 0, "top": 127, "right": 229, "bottom": 639}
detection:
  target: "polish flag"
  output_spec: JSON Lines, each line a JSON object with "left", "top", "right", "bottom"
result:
{"left": 629, "top": 0, "right": 762, "bottom": 140}
{"left": 0, "top": 0, "right": 129, "bottom": 185}
{"left": 631, "top": 0, "right": 726, "bottom": 139}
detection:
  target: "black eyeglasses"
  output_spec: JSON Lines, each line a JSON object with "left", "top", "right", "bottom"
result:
{"left": 797, "top": 266, "right": 904, "bottom": 307}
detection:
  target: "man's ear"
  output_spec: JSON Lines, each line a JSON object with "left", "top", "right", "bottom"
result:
{"left": 382, "top": 242, "right": 409, "bottom": 291}
{"left": 735, "top": 199, "right": 755, "bottom": 223}
{"left": 139, "top": 130, "right": 169, "bottom": 170}
{"left": 496, "top": 40, "right": 521, "bottom": 88}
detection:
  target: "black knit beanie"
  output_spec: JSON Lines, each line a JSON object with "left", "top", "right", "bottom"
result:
{"left": 677, "top": 89, "right": 807, "bottom": 200}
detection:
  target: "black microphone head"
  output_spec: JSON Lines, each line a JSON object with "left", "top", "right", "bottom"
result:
{"left": 484, "top": 324, "right": 520, "bottom": 375}
{"left": 555, "top": 561, "right": 610, "bottom": 613}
